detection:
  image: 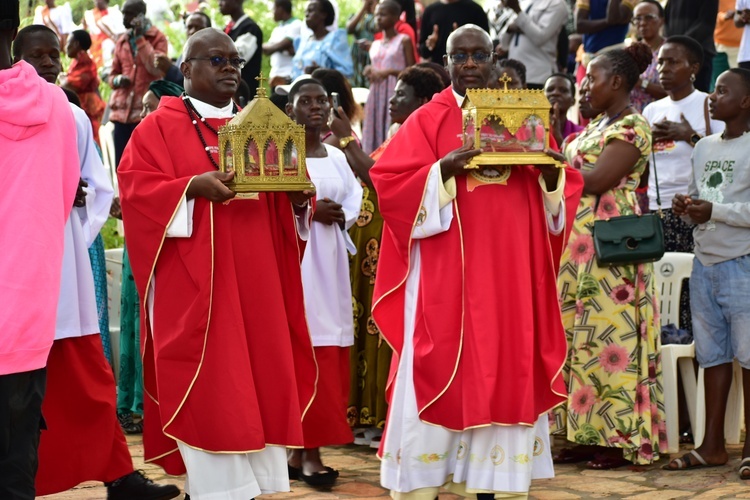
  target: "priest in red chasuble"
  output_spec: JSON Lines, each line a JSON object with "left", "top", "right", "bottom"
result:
{"left": 118, "top": 28, "right": 317, "bottom": 499}
{"left": 371, "top": 25, "right": 584, "bottom": 499}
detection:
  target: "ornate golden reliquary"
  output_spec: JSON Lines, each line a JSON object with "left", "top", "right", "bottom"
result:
{"left": 218, "top": 78, "right": 315, "bottom": 192}
{"left": 462, "top": 75, "right": 561, "bottom": 169}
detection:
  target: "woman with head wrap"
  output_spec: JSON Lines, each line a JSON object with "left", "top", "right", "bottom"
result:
{"left": 140, "top": 79, "right": 184, "bottom": 118}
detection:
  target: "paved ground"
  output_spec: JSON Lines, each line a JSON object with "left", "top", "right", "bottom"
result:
{"left": 40, "top": 435, "right": 750, "bottom": 499}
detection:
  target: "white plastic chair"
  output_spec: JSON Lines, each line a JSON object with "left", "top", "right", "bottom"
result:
{"left": 105, "top": 248, "right": 124, "bottom": 383}
{"left": 654, "top": 252, "right": 697, "bottom": 453}
{"left": 694, "top": 359, "right": 744, "bottom": 447}
{"left": 351, "top": 87, "right": 370, "bottom": 107}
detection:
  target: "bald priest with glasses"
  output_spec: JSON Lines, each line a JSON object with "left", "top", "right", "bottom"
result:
{"left": 117, "top": 28, "right": 317, "bottom": 499}
{"left": 370, "top": 24, "right": 584, "bottom": 499}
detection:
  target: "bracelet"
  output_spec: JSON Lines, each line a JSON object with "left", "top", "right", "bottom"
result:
{"left": 114, "top": 75, "right": 121, "bottom": 87}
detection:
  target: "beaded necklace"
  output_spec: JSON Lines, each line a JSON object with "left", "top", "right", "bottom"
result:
{"left": 182, "top": 94, "right": 238, "bottom": 170}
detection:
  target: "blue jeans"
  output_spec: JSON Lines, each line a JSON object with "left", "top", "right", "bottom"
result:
{"left": 691, "top": 254, "right": 750, "bottom": 369}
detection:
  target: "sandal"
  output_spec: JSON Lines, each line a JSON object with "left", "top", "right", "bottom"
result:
{"left": 586, "top": 453, "right": 630, "bottom": 470}
{"left": 662, "top": 449, "right": 725, "bottom": 470}
{"left": 739, "top": 457, "right": 750, "bottom": 480}
{"left": 299, "top": 466, "right": 339, "bottom": 487}
{"left": 553, "top": 447, "right": 596, "bottom": 464}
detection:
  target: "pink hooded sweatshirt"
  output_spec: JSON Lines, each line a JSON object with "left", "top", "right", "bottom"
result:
{"left": 0, "top": 61, "right": 79, "bottom": 376}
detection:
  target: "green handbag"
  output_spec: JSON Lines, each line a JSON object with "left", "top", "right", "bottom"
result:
{"left": 592, "top": 150, "right": 665, "bottom": 266}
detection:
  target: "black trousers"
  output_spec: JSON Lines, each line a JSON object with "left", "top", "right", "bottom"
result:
{"left": 0, "top": 368, "right": 46, "bottom": 500}
{"left": 113, "top": 121, "right": 139, "bottom": 169}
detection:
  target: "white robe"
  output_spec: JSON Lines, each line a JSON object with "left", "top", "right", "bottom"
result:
{"left": 33, "top": 3, "right": 75, "bottom": 35}
{"left": 55, "top": 104, "right": 114, "bottom": 341}
{"left": 301, "top": 144, "right": 363, "bottom": 347}
{"left": 380, "top": 163, "right": 564, "bottom": 496}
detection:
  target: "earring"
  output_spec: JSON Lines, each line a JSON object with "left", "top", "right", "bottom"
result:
{"left": 690, "top": 74, "right": 696, "bottom": 82}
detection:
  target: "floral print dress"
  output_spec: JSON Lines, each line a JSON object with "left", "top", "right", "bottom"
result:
{"left": 550, "top": 113, "right": 665, "bottom": 465}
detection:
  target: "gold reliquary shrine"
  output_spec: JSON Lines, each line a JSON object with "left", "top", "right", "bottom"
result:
{"left": 462, "top": 77, "right": 561, "bottom": 169}
{"left": 218, "top": 85, "right": 315, "bottom": 192}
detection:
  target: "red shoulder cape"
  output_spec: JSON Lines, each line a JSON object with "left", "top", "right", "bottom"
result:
{"left": 371, "top": 87, "right": 583, "bottom": 433}
{"left": 117, "top": 97, "right": 317, "bottom": 474}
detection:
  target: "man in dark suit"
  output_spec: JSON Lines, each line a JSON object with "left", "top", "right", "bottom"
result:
{"left": 219, "top": 0, "right": 263, "bottom": 100}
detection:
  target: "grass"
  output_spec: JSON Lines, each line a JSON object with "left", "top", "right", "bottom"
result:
{"left": 101, "top": 217, "right": 125, "bottom": 249}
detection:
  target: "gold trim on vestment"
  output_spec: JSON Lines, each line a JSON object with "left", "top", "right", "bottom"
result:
{"left": 293, "top": 201, "right": 319, "bottom": 421}
{"left": 172, "top": 439, "right": 278, "bottom": 455}
{"left": 370, "top": 168, "right": 433, "bottom": 404}
{"left": 141, "top": 178, "right": 196, "bottom": 407}
{"left": 540, "top": 185, "right": 570, "bottom": 402}
{"left": 163, "top": 201, "right": 214, "bottom": 433}
{"left": 143, "top": 447, "right": 180, "bottom": 464}
{"left": 418, "top": 196, "right": 465, "bottom": 416}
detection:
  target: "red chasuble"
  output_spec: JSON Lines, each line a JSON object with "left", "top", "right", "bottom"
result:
{"left": 371, "top": 87, "right": 584, "bottom": 433}
{"left": 117, "top": 97, "right": 317, "bottom": 475}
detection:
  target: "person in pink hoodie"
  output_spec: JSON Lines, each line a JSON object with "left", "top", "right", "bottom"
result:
{"left": 0, "top": 1, "right": 79, "bottom": 497}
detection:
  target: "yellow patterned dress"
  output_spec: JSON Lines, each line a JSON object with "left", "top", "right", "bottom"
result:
{"left": 550, "top": 113, "right": 665, "bottom": 464}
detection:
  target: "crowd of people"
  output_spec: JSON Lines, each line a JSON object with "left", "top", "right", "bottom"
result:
{"left": 4, "top": 0, "right": 750, "bottom": 499}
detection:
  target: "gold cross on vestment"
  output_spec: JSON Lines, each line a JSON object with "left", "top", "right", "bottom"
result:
{"left": 498, "top": 72, "right": 512, "bottom": 91}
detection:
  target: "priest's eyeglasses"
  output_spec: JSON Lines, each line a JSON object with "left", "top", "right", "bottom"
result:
{"left": 185, "top": 56, "right": 247, "bottom": 69}
{"left": 448, "top": 52, "right": 492, "bottom": 65}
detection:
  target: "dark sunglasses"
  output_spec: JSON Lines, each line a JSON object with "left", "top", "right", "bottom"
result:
{"left": 185, "top": 55, "right": 246, "bottom": 69}
{"left": 448, "top": 52, "right": 492, "bottom": 65}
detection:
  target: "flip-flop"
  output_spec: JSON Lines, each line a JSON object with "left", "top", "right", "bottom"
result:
{"left": 662, "top": 449, "right": 724, "bottom": 470}
{"left": 739, "top": 457, "right": 750, "bottom": 480}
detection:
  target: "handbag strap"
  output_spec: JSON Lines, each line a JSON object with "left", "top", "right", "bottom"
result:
{"left": 704, "top": 96, "right": 712, "bottom": 136}
{"left": 651, "top": 148, "right": 662, "bottom": 216}
{"left": 594, "top": 146, "right": 662, "bottom": 217}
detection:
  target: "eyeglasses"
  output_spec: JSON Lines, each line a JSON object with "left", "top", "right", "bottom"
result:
{"left": 631, "top": 14, "right": 659, "bottom": 24}
{"left": 185, "top": 55, "right": 246, "bottom": 69}
{"left": 448, "top": 52, "right": 492, "bottom": 65}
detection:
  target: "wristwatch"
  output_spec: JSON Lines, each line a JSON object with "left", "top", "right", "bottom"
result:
{"left": 339, "top": 136, "right": 356, "bottom": 149}
{"left": 689, "top": 133, "right": 702, "bottom": 146}
{"left": 640, "top": 78, "right": 649, "bottom": 90}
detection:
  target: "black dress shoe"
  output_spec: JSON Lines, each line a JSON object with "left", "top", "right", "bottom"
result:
{"left": 299, "top": 466, "right": 339, "bottom": 487}
{"left": 106, "top": 470, "right": 181, "bottom": 500}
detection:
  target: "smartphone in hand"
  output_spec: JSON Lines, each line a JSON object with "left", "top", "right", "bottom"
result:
{"left": 331, "top": 92, "right": 341, "bottom": 118}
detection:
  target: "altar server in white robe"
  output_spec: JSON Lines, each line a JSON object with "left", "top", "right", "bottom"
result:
{"left": 287, "top": 77, "right": 363, "bottom": 484}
